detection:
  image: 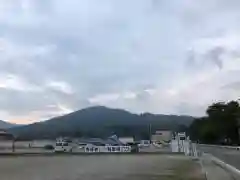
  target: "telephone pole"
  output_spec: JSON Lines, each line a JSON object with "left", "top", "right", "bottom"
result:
{"left": 149, "top": 123, "right": 152, "bottom": 143}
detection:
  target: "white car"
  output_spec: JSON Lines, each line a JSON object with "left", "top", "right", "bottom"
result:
{"left": 54, "top": 142, "right": 73, "bottom": 152}
{"left": 138, "top": 140, "right": 150, "bottom": 147}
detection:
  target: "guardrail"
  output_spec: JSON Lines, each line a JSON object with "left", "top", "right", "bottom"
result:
{"left": 203, "top": 153, "right": 240, "bottom": 179}
{"left": 199, "top": 144, "right": 240, "bottom": 150}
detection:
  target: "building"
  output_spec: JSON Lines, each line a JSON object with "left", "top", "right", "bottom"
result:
{"left": 77, "top": 136, "right": 125, "bottom": 146}
{"left": 0, "top": 129, "right": 15, "bottom": 152}
{"left": 76, "top": 135, "right": 134, "bottom": 146}
{"left": 119, "top": 137, "right": 134, "bottom": 145}
{"left": 151, "top": 130, "right": 172, "bottom": 143}
{"left": 0, "top": 129, "right": 14, "bottom": 140}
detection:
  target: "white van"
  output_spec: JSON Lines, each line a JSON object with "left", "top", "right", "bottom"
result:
{"left": 54, "top": 141, "right": 73, "bottom": 152}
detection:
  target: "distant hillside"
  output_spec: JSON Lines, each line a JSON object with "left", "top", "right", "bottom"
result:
{"left": 0, "top": 120, "right": 18, "bottom": 129}
{"left": 10, "top": 106, "right": 194, "bottom": 140}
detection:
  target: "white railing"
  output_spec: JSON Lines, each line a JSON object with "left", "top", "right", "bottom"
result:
{"left": 171, "top": 140, "right": 198, "bottom": 157}
{"left": 84, "top": 145, "right": 131, "bottom": 153}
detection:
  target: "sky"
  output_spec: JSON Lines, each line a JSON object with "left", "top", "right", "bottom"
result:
{"left": 0, "top": 0, "right": 240, "bottom": 124}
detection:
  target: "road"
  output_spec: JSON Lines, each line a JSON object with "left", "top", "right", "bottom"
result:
{"left": 198, "top": 145, "right": 240, "bottom": 170}
{"left": 0, "top": 154, "right": 204, "bottom": 180}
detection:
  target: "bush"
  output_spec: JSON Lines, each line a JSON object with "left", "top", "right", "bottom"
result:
{"left": 44, "top": 144, "right": 54, "bottom": 150}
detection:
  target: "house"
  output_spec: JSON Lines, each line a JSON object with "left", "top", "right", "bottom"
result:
{"left": 77, "top": 135, "right": 125, "bottom": 146}
{"left": 76, "top": 135, "right": 134, "bottom": 146}
{"left": 0, "top": 129, "right": 15, "bottom": 152}
{"left": 0, "top": 129, "right": 14, "bottom": 140}
{"left": 151, "top": 130, "right": 172, "bottom": 143}
{"left": 119, "top": 137, "right": 134, "bottom": 145}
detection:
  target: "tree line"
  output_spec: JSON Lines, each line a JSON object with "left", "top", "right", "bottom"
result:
{"left": 189, "top": 100, "right": 240, "bottom": 145}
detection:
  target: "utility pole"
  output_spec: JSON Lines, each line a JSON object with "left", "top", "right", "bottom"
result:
{"left": 149, "top": 123, "right": 152, "bottom": 143}
{"left": 237, "top": 99, "right": 240, "bottom": 143}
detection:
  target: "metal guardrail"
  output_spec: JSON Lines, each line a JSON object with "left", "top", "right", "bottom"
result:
{"left": 203, "top": 153, "right": 240, "bottom": 179}
{"left": 200, "top": 144, "right": 240, "bottom": 150}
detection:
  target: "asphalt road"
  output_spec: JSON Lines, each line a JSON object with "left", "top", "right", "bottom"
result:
{"left": 0, "top": 154, "right": 204, "bottom": 180}
{"left": 198, "top": 145, "right": 240, "bottom": 170}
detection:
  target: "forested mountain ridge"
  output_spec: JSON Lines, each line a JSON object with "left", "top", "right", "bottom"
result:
{"left": 10, "top": 106, "right": 194, "bottom": 140}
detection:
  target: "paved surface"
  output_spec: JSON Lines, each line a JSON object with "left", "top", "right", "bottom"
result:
{"left": 198, "top": 145, "right": 240, "bottom": 170}
{"left": 201, "top": 153, "right": 236, "bottom": 180}
{"left": 0, "top": 154, "right": 204, "bottom": 180}
{"left": 139, "top": 144, "right": 171, "bottom": 152}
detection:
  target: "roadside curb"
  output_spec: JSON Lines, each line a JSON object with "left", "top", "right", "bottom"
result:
{"left": 198, "top": 156, "right": 208, "bottom": 180}
{"left": 201, "top": 144, "right": 240, "bottom": 151}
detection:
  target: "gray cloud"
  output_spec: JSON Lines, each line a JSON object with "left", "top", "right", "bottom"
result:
{"left": 221, "top": 81, "right": 240, "bottom": 91}
{"left": 185, "top": 44, "right": 240, "bottom": 71}
{"left": 0, "top": 0, "right": 240, "bottom": 123}
{"left": 204, "top": 46, "right": 225, "bottom": 69}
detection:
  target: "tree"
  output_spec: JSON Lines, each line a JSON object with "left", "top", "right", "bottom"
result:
{"left": 189, "top": 100, "right": 240, "bottom": 144}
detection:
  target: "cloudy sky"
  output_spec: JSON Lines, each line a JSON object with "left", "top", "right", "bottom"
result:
{"left": 0, "top": 0, "right": 240, "bottom": 124}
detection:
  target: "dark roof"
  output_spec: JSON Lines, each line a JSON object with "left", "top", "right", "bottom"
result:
{"left": 78, "top": 136, "right": 124, "bottom": 146}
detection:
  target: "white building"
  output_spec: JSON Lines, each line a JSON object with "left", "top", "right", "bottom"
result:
{"left": 119, "top": 137, "right": 134, "bottom": 145}
{"left": 151, "top": 130, "right": 172, "bottom": 143}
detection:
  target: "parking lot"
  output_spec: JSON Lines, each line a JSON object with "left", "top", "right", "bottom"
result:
{"left": 0, "top": 154, "right": 204, "bottom": 180}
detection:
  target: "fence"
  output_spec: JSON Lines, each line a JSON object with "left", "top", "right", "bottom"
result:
{"left": 84, "top": 145, "right": 131, "bottom": 153}
{"left": 171, "top": 139, "right": 198, "bottom": 157}
{"left": 199, "top": 144, "right": 240, "bottom": 150}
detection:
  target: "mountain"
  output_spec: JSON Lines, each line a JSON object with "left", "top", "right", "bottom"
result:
{"left": 0, "top": 120, "right": 19, "bottom": 129}
{"left": 9, "top": 106, "right": 194, "bottom": 140}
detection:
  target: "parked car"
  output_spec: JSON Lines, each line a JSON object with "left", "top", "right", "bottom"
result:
{"left": 54, "top": 142, "right": 73, "bottom": 152}
{"left": 138, "top": 140, "right": 150, "bottom": 148}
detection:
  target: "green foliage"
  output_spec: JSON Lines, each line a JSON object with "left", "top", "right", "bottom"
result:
{"left": 44, "top": 144, "right": 54, "bottom": 150}
{"left": 189, "top": 101, "right": 240, "bottom": 144}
